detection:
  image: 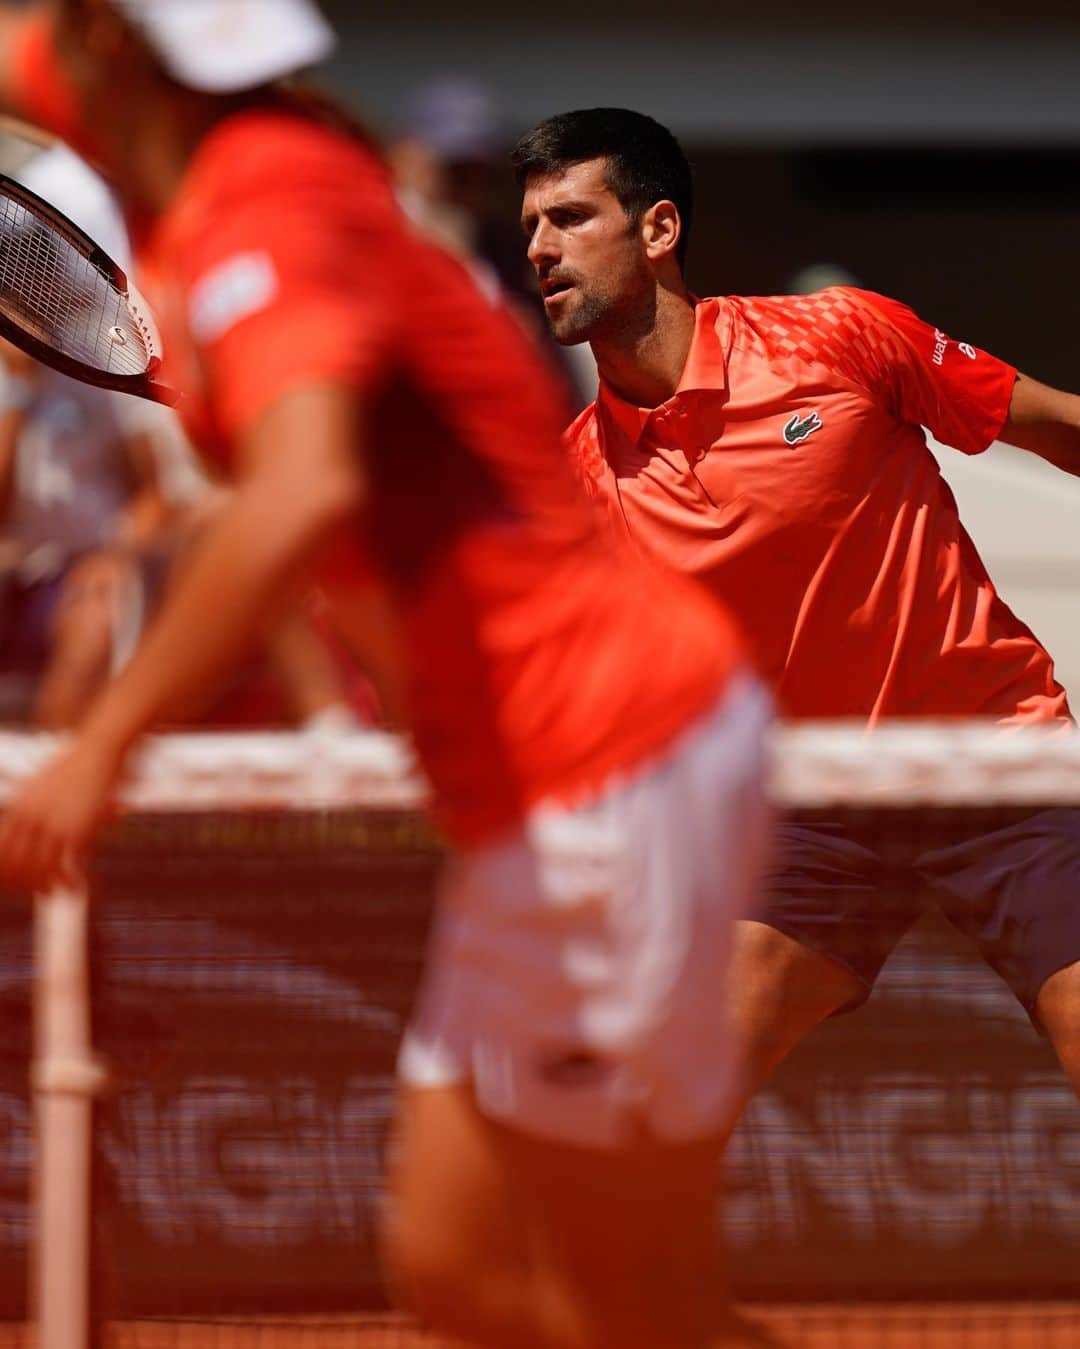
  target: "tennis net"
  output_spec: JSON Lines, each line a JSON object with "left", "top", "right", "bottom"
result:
{"left": 2, "top": 723, "right": 1079, "bottom": 1348}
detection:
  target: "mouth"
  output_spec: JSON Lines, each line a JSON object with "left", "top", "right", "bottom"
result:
{"left": 540, "top": 277, "right": 576, "bottom": 306}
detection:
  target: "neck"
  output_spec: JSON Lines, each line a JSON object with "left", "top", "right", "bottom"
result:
{"left": 592, "top": 279, "right": 696, "bottom": 409}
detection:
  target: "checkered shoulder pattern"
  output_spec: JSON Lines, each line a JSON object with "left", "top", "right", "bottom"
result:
{"left": 731, "top": 287, "right": 913, "bottom": 414}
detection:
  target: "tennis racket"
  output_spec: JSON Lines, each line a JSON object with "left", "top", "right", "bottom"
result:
{"left": 0, "top": 171, "right": 177, "bottom": 405}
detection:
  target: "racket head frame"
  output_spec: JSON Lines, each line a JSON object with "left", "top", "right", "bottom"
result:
{"left": 0, "top": 170, "right": 178, "bottom": 406}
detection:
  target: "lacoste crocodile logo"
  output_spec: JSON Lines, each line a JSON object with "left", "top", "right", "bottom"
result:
{"left": 783, "top": 411, "right": 823, "bottom": 446}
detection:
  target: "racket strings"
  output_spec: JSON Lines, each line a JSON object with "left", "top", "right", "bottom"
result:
{"left": 0, "top": 197, "right": 81, "bottom": 331}
{"left": 0, "top": 194, "right": 150, "bottom": 377}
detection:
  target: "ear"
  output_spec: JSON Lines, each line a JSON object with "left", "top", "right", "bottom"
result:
{"left": 641, "top": 200, "right": 681, "bottom": 265}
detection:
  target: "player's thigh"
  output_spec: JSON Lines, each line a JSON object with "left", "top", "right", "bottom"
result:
{"left": 734, "top": 814, "right": 918, "bottom": 1096}
{"left": 488, "top": 1116, "right": 733, "bottom": 1349}
{"left": 921, "top": 807, "right": 1080, "bottom": 1026}
{"left": 728, "top": 918, "right": 866, "bottom": 1098}
{"left": 382, "top": 1082, "right": 534, "bottom": 1341}
{"left": 385, "top": 1085, "right": 764, "bottom": 1349}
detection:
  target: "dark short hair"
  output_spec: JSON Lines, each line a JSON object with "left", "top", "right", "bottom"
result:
{"left": 511, "top": 108, "right": 693, "bottom": 269}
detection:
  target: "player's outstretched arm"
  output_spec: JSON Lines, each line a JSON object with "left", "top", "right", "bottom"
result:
{"left": 999, "top": 373, "right": 1080, "bottom": 477}
{"left": 0, "top": 381, "right": 369, "bottom": 894}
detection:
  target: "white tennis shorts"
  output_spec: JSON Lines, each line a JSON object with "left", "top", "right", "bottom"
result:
{"left": 399, "top": 673, "right": 771, "bottom": 1149}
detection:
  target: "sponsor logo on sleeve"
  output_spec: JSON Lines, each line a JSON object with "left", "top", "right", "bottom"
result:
{"left": 189, "top": 251, "right": 279, "bottom": 344}
{"left": 933, "top": 329, "right": 978, "bottom": 367}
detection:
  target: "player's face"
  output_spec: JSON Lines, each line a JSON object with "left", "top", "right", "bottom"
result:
{"left": 520, "top": 159, "right": 653, "bottom": 346}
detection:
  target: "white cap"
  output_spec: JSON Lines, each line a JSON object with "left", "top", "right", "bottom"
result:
{"left": 16, "top": 144, "right": 132, "bottom": 269}
{"left": 110, "top": 0, "right": 337, "bottom": 94}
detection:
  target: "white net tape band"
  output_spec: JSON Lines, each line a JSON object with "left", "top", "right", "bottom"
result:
{"left": 0, "top": 721, "right": 1078, "bottom": 812}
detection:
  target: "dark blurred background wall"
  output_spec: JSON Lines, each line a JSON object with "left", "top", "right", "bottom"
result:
{"left": 320, "top": 0, "right": 1080, "bottom": 388}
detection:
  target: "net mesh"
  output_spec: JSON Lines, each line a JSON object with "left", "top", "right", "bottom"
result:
{"left": 2, "top": 724, "right": 1080, "bottom": 1349}
{"left": 0, "top": 190, "right": 150, "bottom": 377}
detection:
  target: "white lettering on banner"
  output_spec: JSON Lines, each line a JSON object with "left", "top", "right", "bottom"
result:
{"left": 2, "top": 1070, "right": 1079, "bottom": 1274}
{"left": 724, "top": 1074, "right": 1080, "bottom": 1248}
{"left": 97, "top": 1078, "right": 393, "bottom": 1245}
{"left": 188, "top": 251, "right": 279, "bottom": 344}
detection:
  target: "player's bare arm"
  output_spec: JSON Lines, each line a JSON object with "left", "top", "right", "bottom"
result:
{"left": 999, "top": 372, "right": 1080, "bottom": 476}
{"left": 0, "top": 380, "right": 368, "bottom": 894}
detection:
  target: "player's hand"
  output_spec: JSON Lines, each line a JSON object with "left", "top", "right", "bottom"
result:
{"left": 0, "top": 736, "right": 123, "bottom": 895}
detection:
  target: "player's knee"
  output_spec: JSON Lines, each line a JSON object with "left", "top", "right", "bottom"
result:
{"left": 1036, "top": 960, "right": 1080, "bottom": 1091}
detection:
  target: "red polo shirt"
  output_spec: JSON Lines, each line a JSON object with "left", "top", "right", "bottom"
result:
{"left": 10, "top": 16, "right": 747, "bottom": 842}
{"left": 568, "top": 288, "right": 1068, "bottom": 723}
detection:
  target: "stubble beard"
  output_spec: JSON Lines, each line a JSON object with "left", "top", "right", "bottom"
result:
{"left": 552, "top": 278, "right": 658, "bottom": 357}
{"left": 549, "top": 286, "right": 613, "bottom": 346}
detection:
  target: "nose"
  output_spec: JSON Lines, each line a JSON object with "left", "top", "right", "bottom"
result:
{"left": 526, "top": 218, "right": 559, "bottom": 269}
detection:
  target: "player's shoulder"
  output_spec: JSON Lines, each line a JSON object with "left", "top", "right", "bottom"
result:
{"left": 726, "top": 286, "right": 889, "bottom": 342}
{"left": 184, "top": 108, "right": 396, "bottom": 227}
{"left": 170, "top": 111, "right": 401, "bottom": 338}
{"left": 725, "top": 287, "right": 913, "bottom": 382}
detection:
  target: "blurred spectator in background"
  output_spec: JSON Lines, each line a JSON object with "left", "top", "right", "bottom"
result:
{"left": 0, "top": 144, "right": 202, "bottom": 728}
{"left": 0, "top": 334, "right": 191, "bottom": 728}
{"left": 390, "top": 77, "right": 528, "bottom": 299}
{"left": 388, "top": 77, "right": 596, "bottom": 406}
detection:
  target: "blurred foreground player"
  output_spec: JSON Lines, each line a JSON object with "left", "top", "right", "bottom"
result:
{"left": 0, "top": 8, "right": 772, "bottom": 1348}
{"left": 515, "top": 107, "right": 1080, "bottom": 1111}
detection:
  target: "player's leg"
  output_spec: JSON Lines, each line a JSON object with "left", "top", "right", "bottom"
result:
{"left": 724, "top": 918, "right": 866, "bottom": 1116}
{"left": 382, "top": 1082, "right": 540, "bottom": 1348}
{"left": 919, "top": 807, "right": 1080, "bottom": 1097}
{"left": 1035, "top": 960, "right": 1080, "bottom": 1096}
{"left": 485, "top": 1111, "right": 778, "bottom": 1349}
{"left": 722, "top": 821, "right": 918, "bottom": 1125}
{"left": 385, "top": 1082, "right": 774, "bottom": 1349}
{"left": 387, "top": 676, "right": 775, "bottom": 1346}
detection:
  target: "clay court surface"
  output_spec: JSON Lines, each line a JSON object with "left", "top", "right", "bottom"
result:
{"left": 5, "top": 1306, "right": 1080, "bottom": 1349}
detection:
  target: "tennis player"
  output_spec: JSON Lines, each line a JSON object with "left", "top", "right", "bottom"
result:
{"left": 514, "top": 107, "right": 1080, "bottom": 1110}
{"left": 0, "top": 8, "right": 772, "bottom": 1348}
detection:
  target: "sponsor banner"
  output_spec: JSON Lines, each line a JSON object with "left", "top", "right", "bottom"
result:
{"left": 0, "top": 831, "right": 1077, "bottom": 1314}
